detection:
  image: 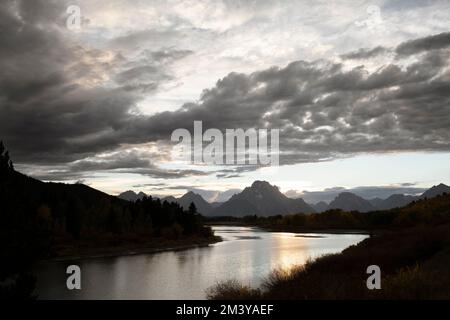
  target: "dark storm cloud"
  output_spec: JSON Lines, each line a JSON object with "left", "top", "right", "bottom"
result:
{"left": 1, "top": 0, "right": 450, "bottom": 181}
{"left": 396, "top": 32, "right": 450, "bottom": 56}
{"left": 135, "top": 45, "right": 449, "bottom": 166}
{"left": 0, "top": 0, "right": 138, "bottom": 164}
{"left": 341, "top": 32, "right": 450, "bottom": 60}
{"left": 0, "top": 0, "right": 191, "bottom": 168}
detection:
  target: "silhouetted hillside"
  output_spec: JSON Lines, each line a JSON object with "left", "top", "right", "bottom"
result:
{"left": 118, "top": 190, "right": 147, "bottom": 201}
{"left": 161, "top": 195, "right": 177, "bottom": 203}
{"left": 0, "top": 142, "right": 216, "bottom": 298}
{"left": 421, "top": 183, "right": 450, "bottom": 199}
{"left": 312, "top": 201, "right": 328, "bottom": 213}
{"left": 177, "top": 191, "right": 213, "bottom": 215}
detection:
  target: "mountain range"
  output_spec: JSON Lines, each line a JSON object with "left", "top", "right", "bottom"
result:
{"left": 119, "top": 180, "right": 314, "bottom": 216}
{"left": 315, "top": 183, "right": 450, "bottom": 213}
{"left": 119, "top": 182, "right": 450, "bottom": 216}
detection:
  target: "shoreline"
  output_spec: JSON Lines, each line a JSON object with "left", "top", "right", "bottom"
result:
{"left": 207, "top": 222, "right": 372, "bottom": 235}
{"left": 41, "top": 236, "right": 222, "bottom": 263}
{"left": 259, "top": 226, "right": 372, "bottom": 235}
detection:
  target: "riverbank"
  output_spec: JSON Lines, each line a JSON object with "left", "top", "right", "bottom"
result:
{"left": 208, "top": 224, "right": 450, "bottom": 299}
{"left": 255, "top": 225, "right": 371, "bottom": 235}
{"left": 45, "top": 234, "right": 222, "bottom": 262}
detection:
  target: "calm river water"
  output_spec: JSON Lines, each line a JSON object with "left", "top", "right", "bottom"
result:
{"left": 34, "top": 226, "right": 368, "bottom": 299}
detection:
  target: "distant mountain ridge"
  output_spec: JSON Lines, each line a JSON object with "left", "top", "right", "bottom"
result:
{"left": 328, "top": 192, "right": 376, "bottom": 213}
{"left": 119, "top": 182, "right": 450, "bottom": 216}
{"left": 369, "top": 194, "right": 417, "bottom": 210}
{"left": 315, "top": 183, "right": 450, "bottom": 212}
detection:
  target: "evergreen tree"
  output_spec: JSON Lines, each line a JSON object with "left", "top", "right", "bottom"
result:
{"left": 188, "top": 202, "right": 197, "bottom": 215}
{"left": 0, "top": 141, "right": 14, "bottom": 179}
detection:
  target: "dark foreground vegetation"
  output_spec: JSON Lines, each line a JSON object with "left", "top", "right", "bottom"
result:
{"left": 208, "top": 194, "right": 450, "bottom": 299}
{"left": 0, "top": 141, "right": 219, "bottom": 299}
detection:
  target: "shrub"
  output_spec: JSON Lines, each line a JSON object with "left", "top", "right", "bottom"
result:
{"left": 206, "top": 280, "right": 261, "bottom": 300}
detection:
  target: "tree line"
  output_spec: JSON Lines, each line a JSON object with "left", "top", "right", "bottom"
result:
{"left": 207, "top": 193, "right": 450, "bottom": 231}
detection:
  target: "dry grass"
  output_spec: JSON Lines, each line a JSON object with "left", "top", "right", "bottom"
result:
{"left": 206, "top": 280, "right": 261, "bottom": 300}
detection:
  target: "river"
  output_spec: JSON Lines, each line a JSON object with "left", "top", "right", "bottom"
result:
{"left": 34, "top": 226, "right": 368, "bottom": 299}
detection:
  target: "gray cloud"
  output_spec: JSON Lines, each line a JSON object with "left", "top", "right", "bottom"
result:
{"left": 26, "top": 165, "right": 210, "bottom": 182}
{"left": 340, "top": 46, "right": 389, "bottom": 60}
{"left": 341, "top": 32, "right": 450, "bottom": 60}
{"left": 118, "top": 167, "right": 210, "bottom": 179}
{"left": 215, "top": 165, "right": 262, "bottom": 178}
{"left": 396, "top": 32, "right": 450, "bottom": 56}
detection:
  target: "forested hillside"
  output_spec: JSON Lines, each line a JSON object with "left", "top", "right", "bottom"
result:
{"left": 0, "top": 141, "right": 216, "bottom": 298}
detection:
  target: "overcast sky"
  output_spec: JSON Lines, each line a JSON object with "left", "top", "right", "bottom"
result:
{"left": 1, "top": 0, "right": 450, "bottom": 202}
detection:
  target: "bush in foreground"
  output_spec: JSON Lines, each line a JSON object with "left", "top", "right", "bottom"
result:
{"left": 206, "top": 280, "right": 261, "bottom": 300}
